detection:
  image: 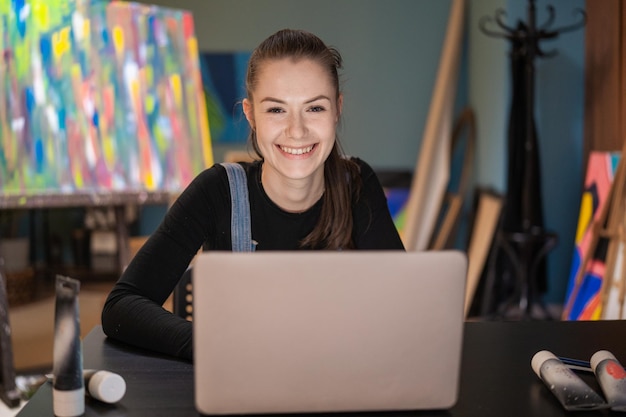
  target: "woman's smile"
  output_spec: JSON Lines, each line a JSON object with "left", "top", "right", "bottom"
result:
{"left": 278, "top": 144, "right": 317, "bottom": 156}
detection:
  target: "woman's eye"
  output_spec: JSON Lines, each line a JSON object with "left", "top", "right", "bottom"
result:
{"left": 267, "top": 107, "right": 284, "bottom": 113}
{"left": 309, "top": 106, "right": 325, "bottom": 112}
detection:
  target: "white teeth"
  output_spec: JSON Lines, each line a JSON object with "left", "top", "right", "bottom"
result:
{"left": 280, "top": 145, "right": 314, "bottom": 155}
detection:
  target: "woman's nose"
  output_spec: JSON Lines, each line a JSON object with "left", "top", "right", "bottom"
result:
{"left": 286, "top": 113, "right": 307, "bottom": 139}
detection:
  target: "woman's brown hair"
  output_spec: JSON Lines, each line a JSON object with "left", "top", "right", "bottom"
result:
{"left": 245, "top": 29, "right": 361, "bottom": 249}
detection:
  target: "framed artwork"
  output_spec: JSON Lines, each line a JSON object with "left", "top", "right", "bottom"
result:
{"left": 199, "top": 52, "right": 251, "bottom": 145}
{"left": 464, "top": 189, "right": 503, "bottom": 317}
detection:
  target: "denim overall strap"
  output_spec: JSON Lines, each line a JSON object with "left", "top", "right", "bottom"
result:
{"left": 220, "top": 162, "right": 255, "bottom": 252}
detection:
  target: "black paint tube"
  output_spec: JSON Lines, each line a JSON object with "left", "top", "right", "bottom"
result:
{"left": 53, "top": 275, "right": 84, "bottom": 417}
{"left": 46, "top": 369, "right": 127, "bottom": 404}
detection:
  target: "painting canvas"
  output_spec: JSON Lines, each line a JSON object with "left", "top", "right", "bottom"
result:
{"left": 378, "top": 170, "right": 412, "bottom": 239}
{"left": 562, "top": 151, "right": 621, "bottom": 320}
{"left": 199, "top": 52, "right": 250, "bottom": 144}
{"left": 0, "top": 0, "right": 213, "bottom": 196}
{"left": 384, "top": 187, "right": 409, "bottom": 238}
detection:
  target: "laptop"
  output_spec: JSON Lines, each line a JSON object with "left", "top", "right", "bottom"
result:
{"left": 192, "top": 250, "right": 467, "bottom": 415}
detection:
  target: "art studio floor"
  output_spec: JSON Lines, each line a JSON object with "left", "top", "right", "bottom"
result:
{"left": 0, "top": 280, "right": 114, "bottom": 417}
{"left": 10, "top": 280, "right": 113, "bottom": 373}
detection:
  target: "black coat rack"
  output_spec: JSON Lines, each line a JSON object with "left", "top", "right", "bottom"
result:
{"left": 477, "top": 0, "right": 585, "bottom": 319}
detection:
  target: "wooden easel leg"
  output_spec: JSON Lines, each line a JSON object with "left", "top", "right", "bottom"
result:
{"left": 0, "top": 271, "right": 22, "bottom": 408}
{"left": 114, "top": 206, "right": 130, "bottom": 273}
{"left": 617, "top": 229, "right": 626, "bottom": 319}
{"left": 598, "top": 141, "right": 626, "bottom": 318}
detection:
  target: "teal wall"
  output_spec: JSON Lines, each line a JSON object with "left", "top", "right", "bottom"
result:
{"left": 137, "top": 0, "right": 587, "bottom": 305}
{"left": 135, "top": 0, "right": 452, "bottom": 168}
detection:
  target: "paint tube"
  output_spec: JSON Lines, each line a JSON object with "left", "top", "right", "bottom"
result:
{"left": 83, "top": 369, "right": 126, "bottom": 404}
{"left": 590, "top": 350, "right": 626, "bottom": 411}
{"left": 46, "top": 369, "right": 127, "bottom": 404}
{"left": 531, "top": 350, "right": 608, "bottom": 411}
{"left": 53, "top": 275, "right": 84, "bottom": 417}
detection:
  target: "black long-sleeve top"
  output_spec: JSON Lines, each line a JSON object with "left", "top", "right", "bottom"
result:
{"left": 101, "top": 158, "right": 405, "bottom": 360}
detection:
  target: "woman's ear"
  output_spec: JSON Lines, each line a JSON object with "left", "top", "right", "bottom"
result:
{"left": 243, "top": 98, "right": 255, "bottom": 129}
{"left": 336, "top": 93, "right": 344, "bottom": 122}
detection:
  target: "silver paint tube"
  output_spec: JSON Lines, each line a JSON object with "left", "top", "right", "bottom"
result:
{"left": 531, "top": 350, "right": 608, "bottom": 411}
{"left": 591, "top": 350, "right": 626, "bottom": 411}
{"left": 53, "top": 275, "right": 84, "bottom": 417}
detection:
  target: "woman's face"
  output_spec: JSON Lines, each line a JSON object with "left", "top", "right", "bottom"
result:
{"left": 243, "top": 58, "right": 342, "bottom": 183}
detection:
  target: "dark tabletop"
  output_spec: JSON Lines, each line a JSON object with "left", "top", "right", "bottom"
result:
{"left": 17, "top": 320, "right": 626, "bottom": 417}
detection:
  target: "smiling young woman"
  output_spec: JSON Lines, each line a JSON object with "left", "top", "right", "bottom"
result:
{"left": 101, "top": 29, "right": 405, "bottom": 361}
{"left": 243, "top": 57, "right": 339, "bottom": 212}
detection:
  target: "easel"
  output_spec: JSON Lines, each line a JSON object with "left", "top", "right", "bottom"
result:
{"left": 0, "top": 271, "right": 21, "bottom": 408}
{"left": 562, "top": 140, "right": 626, "bottom": 320}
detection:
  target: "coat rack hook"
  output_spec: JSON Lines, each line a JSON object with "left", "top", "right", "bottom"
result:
{"left": 479, "top": 9, "right": 515, "bottom": 39}
{"left": 538, "top": 5, "right": 556, "bottom": 30}
{"left": 548, "top": 8, "right": 586, "bottom": 35}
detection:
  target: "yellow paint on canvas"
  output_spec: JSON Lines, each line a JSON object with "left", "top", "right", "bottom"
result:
{"left": 130, "top": 78, "right": 140, "bottom": 110}
{"left": 32, "top": 2, "right": 50, "bottom": 30}
{"left": 591, "top": 308, "right": 602, "bottom": 320}
{"left": 170, "top": 74, "right": 182, "bottom": 108}
{"left": 73, "top": 164, "right": 84, "bottom": 188}
{"left": 112, "top": 26, "right": 124, "bottom": 60}
{"left": 145, "top": 173, "right": 155, "bottom": 190}
{"left": 187, "top": 37, "right": 198, "bottom": 61}
{"left": 100, "top": 118, "right": 116, "bottom": 167}
{"left": 196, "top": 89, "right": 214, "bottom": 168}
{"left": 103, "top": 134, "right": 115, "bottom": 166}
{"left": 145, "top": 65, "right": 153, "bottom": 87}
{"left": 83, "top": 19, "right": 91, "bottom": 42}
{"left": 70, "top": 63, "right": 82, "bottom": 84}
{"left": 144, "top": 67, "right": 155, "bottom": 114}
{"left": 45, "top": 139, "right": 56, "bottom": 171}
{"left": 145, "top": 95, "right": 155, "bottom": 115}
{"left": 53, "top": 27, "right": 71, "bottom": 60}
{"left": 575, "top": 192, "right": 593, "bottom": 244}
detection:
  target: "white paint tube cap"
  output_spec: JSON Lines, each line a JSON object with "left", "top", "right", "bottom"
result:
{"left": 590, "top": 350, "right": 617, "bottom": 372}
{"left": 531, "top": 350, "right": 558, "bottom": 377}
{"left": 88, "top": 370, "right": 126, "bottom": 403}
{"left": 53, "top": 387, "right": 85, "bottom": 417}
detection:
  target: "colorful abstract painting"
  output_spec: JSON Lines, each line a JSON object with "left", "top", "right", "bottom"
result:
{"left": 384, "top": 187, "right": 409, "bottom": 239}
{"left": 562, "top": 151, "right": 621, "bottom": 320}
{"left": 0, "top": 0, "right": 213, "bottom": 196}
{"left": 199, "top": 52, "right": 250, "bottom": 144}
